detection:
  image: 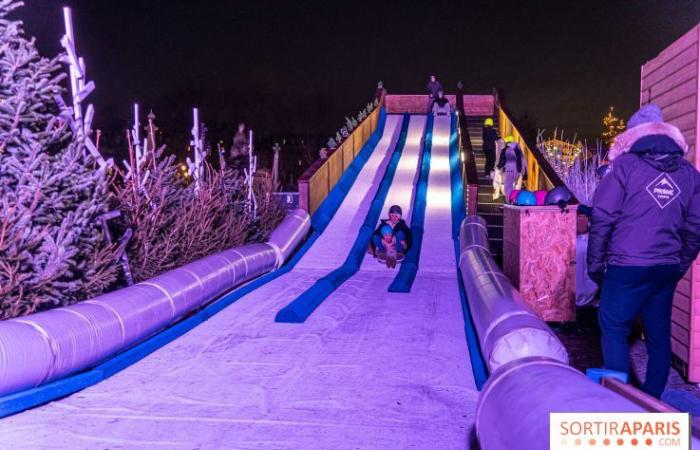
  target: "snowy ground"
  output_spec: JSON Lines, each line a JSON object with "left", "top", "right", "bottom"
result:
{"left": 0, "top": 115, "right": 478, "bottom": 450}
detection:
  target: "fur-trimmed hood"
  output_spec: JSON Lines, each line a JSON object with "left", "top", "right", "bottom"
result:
{"left": 608, "top": 121, "right": 688, "bottom": 161}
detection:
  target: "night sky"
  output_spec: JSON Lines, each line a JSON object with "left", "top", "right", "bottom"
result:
{"left": 21, "top": 0, "right": 700, "bottom": 151}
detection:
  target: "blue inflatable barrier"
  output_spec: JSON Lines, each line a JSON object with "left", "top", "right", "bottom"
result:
{"left": 447, "top": 113, "right": 488, "bottom": 389}
{"left": 310, "top": 110, "right": 387, "bottom": 233}
{"left": 276, "top": 114, "right": 411, "bottom": 323}
{"left": 388, "top": 115, "right": 434, "bottom": 293}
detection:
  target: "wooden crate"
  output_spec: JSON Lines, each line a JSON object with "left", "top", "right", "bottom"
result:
{"left": 503, "top": 205, "right": 577, "bottom": 322}
{"left": 641, "top": 23, "right": 700, "bottom": 382}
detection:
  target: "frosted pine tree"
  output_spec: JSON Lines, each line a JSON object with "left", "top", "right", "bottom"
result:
{"left": 0, "top": 1, "right": 118, "bottom": 319}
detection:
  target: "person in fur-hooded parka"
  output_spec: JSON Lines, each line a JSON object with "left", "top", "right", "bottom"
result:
{"left": 588, "top": 104, "right": 700, "bottom": 399}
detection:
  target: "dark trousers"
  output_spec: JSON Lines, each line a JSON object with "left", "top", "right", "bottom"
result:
{"left": 484, "top": 146, "right": 496, "bottom": 175}
{"left": 427, "top": 97, "right": 436, "bottom": 114}
{"left": 598, "top": 264, "right": 679, "bottom": 398}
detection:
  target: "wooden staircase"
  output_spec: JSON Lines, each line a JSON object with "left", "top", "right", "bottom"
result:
{"left": 466, "top": 116, "right": 504, "bottom": 265}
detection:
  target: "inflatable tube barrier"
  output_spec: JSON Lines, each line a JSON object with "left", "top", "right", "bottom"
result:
{"left": 389, "top": 115, "right": 434, "bottom": 293}
{"left": 458, "top": 215, "right": 568, "bottom": 372}
{"left": 0, "top": 209, "right": 310, "bottom": 402}
{"left": 0, "top": 109, "right": 391, "bottom": 417}
{"left": 276, "top": 114, "right": 411, "bottom": 323}
{"left": 447, "top": 113, "right": 489, "bottom": 389}
{"left": 475, "top": 357, "right": 656, "bottom": 450}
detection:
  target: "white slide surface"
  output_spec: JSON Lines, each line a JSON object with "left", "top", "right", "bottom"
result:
{"left": 0, "top": 115, "right": 478, "bottom": 450}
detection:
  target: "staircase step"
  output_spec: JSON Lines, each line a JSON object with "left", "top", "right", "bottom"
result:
{"left": 478, "top": 204, "right": 504, "bottom": 215}
{"left": 487, "top": 226, "right": 503, "bottom": 240}
{"left": 466, "top": 115, "right": 505, "bottom": 268}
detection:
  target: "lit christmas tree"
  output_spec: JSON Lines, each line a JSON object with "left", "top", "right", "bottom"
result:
{"left": 601, "top": 106, "right": 626, "bottom": 148}
{"left": 0, "top": 1, "right": 118, "bottom": 318}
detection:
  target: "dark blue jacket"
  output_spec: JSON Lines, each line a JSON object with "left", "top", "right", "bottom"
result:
{"left": 588, "top": 135, "right": 700, "bottom": 275}
{"left": 483, "top": 126, "right": 498, "bottom": 152}
{"left": 427, "top": 81, "right": 443, "bottom": 99}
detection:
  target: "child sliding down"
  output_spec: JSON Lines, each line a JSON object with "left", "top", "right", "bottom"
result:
{"left": 369, "top": 205, "right": 412, "bottom": 269}
{"left": 377, "top": 225, "right": 400, "bottom": 268}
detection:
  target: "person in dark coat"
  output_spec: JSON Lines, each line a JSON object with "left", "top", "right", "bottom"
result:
{"left": 426, "top": 75, "right": 443, "bottom": 114}
{"left": 370, "top": 205, "right": 413, "bottom": 265}
{"left": 431, "top": 90, "right": 451, "bottom": 116}
{"left": 587, "top": 104, "right": 700, "bottom": 398}
{"left": 483, "top": 117, "right": 499, "bottom": 177}
{"left": 375, "top": 80, "right": 384, "bottom": 102}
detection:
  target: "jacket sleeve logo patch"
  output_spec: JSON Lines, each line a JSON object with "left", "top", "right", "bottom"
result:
{"left": 646, "top": 173, "right": 681, "bottom": 209}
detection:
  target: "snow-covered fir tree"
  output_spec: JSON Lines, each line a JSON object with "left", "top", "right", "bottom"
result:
{"left": 0, "top": 1, "right": 118, "bottom": 318}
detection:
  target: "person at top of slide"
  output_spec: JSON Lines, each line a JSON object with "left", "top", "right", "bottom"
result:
{"left": 426, "top": 75, "right": 443, "bottom": 113}
{"left": 369, "top": 205, "right": 413, "bottom": 267}
{"left": 432, "top": 90, "right": 451, "bottom": 116}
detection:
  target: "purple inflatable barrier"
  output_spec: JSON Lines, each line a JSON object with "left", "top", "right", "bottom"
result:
{"left": 476, "top": 357, "right": 643, "bottom": 449}
{"left": 0, "top": 209, "right": 310, "bottom": 397}
{"left": 267, "top": 208, "right": 312, "bottom": 267}
{"left": 476, "top": 357, "right": 700, "bottom": 450}
{"left": 458, "top": 216, "right": 568, "bottom": 371}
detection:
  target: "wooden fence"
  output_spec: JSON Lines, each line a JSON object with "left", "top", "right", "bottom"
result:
{"left": 297, "top": 94, "right": 384, "bottom": 214}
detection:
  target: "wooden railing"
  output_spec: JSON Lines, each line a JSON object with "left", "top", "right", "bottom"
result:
{"left": 298, "top": 93, "right": 385, "bottom": 214}
{"left": 495, "top": 93, "right": 574, "bottom": 200}
{"left": 456, "top": 90, "right": 480, "bottom": 215}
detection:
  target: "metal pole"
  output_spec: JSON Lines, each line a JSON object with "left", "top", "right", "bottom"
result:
{"left": 132, "top": 103, "right": 142, "bottom": 180}
{"left": 248, "top": 129, "right": 257, "bottom": 218}
{"left": 62, "top": 8, "right": 82, "bottom": 141}
{"left": 186, "top": 108, "right": 205, "bottom": 191}
{"left": 272, "top": 143, "right": 280, "bottom": 188}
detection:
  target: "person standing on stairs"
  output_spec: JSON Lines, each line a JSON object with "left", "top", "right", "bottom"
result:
{"left": 497, "top": 136, "right": 526, "bottom": 203}
{"left": 588, "top": 104, "right": 700, "bottom": 399}
{"left": 483, "top": 117, "right": 499, "bottom": 178}
{"left": 426, "top": 75, "right": 443, "bottom": 114}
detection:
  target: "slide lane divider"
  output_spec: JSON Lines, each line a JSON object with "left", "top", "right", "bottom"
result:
{"left": 0, "top": 110, "right": 389, "bottom": 418}
{"left": 275, "top": 114, "right": 411, "bottom": 323}
{"left": 447, "top": 113, "right": 488, "bottom": 389}
{"left": 388, "top": 115, "right": 434, "bottom": 292}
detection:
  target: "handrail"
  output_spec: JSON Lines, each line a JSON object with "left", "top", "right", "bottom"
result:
{"left": 494, "top": 89, "right": 579, "bottom": 203}
{"left": 456, "top": 89, "right": 479, "bottom": 215}
{"left": 298, "top": 91, "right": 386, "bottom": 214}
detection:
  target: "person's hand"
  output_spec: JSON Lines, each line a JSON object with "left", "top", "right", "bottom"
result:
{"left": 589, "top": 270, "right": 605, "bottom": 287}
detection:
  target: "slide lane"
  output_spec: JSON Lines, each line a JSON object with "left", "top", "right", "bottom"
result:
{"left": 0, "top": 114, "right": 478, "bottom": 450}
